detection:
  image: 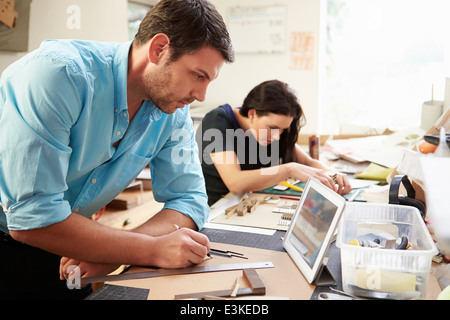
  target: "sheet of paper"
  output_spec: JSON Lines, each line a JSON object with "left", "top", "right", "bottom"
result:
{"left": 326, "top": 128, "right": 425, "bottom": 168}
{"left": 209, "top": 192, "right": 247, "bottom": 221}
{"left": 349, "top": 179, "right": 379, "bottom": 189}
{"left": 420, "top": 156, "right": 450, "bottom": 254}
{"left": 210, "top": 193, "right": 297, "bottom": 231}
{"left": 203, "top": 222, "right": 276, "bottom": 235}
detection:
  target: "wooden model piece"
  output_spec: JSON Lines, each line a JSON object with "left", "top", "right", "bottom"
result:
{"left": 226, "top": 198, "right": 262, "bottom": 218}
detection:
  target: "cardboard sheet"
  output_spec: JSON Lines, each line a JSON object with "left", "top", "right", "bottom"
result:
{"left": 106, "top": 242, "right": 314, "bottom": 300}
{"left": 211, "top": 193, "right": 298, "bottom": 231}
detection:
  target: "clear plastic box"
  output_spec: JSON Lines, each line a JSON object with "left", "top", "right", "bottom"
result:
{"left": 337, "top": 202, "right": 438, "bottom": 299}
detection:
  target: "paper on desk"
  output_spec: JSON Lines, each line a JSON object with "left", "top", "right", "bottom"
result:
{"left": 209, "top": 193, "right": 247, "bottom": 220}
{"left": 349, "top": 179, "right": 379, "bottom": 189}
{"left": 330, "top": 159, "right": 369, "bottom": 174}
{"left": 326, "top": 128, "right": 425, "bottom": 168}
{"left": 354, "top": 163, "right": 394, "bottom": 181}
{"left": 207, "top": 193, "right": 276, "bottom": 235}
{"left": 420, "top": 156, "right": 450, "bottom": 255}
{"left": 203, "top": 222, "right": 276, "bottom": 235}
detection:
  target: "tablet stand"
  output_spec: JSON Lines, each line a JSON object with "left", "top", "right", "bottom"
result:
{"left": 313, "top": 264, "right": 336, "bottom": 286}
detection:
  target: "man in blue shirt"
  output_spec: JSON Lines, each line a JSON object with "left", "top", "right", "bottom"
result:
{"left": 0, "top": 0, "right": 234, "bottom": 299}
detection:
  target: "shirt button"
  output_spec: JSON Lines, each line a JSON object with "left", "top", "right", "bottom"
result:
{"left": 91, "top": 178, "right": 97, "bottom": 184}
{"left": 114, "top": 108, "right": 118, "bottom": 113}
{"left": 123, "top": 112, "right": 127, "bottom": 117}
{"left": 116, "top": 131, "right": 121, "bottom": 136}
{"left": 73, "top": 207, "right": 79, "bottom": 212}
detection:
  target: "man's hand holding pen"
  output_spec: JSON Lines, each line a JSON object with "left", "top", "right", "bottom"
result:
{"left": 159, "top": 224, "right": 211, "bottom": 267}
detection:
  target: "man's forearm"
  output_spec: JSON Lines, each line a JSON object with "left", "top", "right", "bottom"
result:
{"left": 9, "top": 213, "right": 156, "bottom": 266}
{"left": 132, "top": 208, "right": 198, "bottom": 236}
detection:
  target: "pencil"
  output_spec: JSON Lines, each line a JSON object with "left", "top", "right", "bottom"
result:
{"left": 281, "top": 181, "right": 303, "bottom": 192}
{"left": 173, "top": 224, "right": 211, "bottom": 258}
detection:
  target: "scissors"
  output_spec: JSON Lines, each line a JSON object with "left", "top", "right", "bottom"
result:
{"left": 318, "top": 288, "right": 365, "bottom": 300}
{"left": 318, "top": 292, "right": 355, "bottom": 300}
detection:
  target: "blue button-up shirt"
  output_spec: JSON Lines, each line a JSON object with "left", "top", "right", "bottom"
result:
{"left": 0, "top": 39, "right": 209, "bottom": 234}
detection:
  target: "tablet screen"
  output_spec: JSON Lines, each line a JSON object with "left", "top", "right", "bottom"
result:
{"left": 283, "top": 177, "right": 345, "bottom": 284}
{"left": 288, "top": 187, "right": 338, "bottom": 267}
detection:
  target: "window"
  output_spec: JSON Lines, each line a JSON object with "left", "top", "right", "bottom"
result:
{"left": 323, "top": 0, "right": 450, "bottom": 134}
{"left": 128, "top": 2, "right": 152, "bottom": 40}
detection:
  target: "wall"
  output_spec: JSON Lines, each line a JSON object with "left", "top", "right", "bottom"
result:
{"left": 0, "top": 0, "right": 324, "bottom": 133}
{"left": 193, "top": 0, "right": 326, "bottom": 134}
{"left": 0, "top": 0, "right": 129, "bottom": 74}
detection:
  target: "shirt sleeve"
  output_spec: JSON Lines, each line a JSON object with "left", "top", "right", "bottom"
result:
{"left": 0, "top": 56, "right": 83, "bottom": 231}
{"left": 149, "top": 108, "right": 209, "bottom": 230}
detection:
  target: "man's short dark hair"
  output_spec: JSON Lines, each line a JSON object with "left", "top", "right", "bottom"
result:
{"left": 134, "top": 0, "right": 234, "bottom": 63}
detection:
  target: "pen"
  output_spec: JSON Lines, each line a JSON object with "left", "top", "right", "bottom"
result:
{"left": 281, "top": 181, "right": 303, "bottom": 192}
{"left": 173, "top": 224, "right": 211, "bottom": 258}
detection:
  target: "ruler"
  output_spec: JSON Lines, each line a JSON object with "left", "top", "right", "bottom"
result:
{"left": 81, "top": 261, "right": 274, "bottom": 285}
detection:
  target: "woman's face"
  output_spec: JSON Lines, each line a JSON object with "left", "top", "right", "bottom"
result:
{"left": 248, "top": 110, "right": 293, "bottom": 146}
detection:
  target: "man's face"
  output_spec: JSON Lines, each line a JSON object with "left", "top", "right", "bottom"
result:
{"left": 144, "top": 46, "right": 224, "bottom": 114}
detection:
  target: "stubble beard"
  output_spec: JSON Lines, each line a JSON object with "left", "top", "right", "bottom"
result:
{"left": 143, "top": 62, "right": 194, "bottom": 114}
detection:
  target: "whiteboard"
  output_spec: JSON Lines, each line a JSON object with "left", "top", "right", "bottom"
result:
{"left": 228, "top": 5, "right": 286, "bottom": 54}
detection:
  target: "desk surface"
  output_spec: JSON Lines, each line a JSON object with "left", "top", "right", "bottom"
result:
{"left": 96, "top": 189, "right": 443, "bottom": 300}
{"left": 103, "top": 242, "right": 314, "bottom": 300}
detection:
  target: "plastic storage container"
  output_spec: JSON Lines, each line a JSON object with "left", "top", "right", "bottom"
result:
{"left": 337, "top": 202, "right": 438, "bottom": 299}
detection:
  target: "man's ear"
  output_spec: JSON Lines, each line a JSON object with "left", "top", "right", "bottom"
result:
{"left": 148, "top": 33, "right": 171, "bottom": 64}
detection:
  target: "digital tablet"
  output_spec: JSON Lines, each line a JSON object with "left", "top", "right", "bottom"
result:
{"left": 283, "top": 177, "right": 346, "bottom": 284}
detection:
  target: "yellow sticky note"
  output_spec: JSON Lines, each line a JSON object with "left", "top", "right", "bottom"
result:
{"left": 354, "top": 163, "right": 394, "bottom": 181}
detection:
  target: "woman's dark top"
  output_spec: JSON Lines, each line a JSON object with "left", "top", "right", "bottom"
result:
{"left": 196, "top": 104, "right": 280, "bottom": 206}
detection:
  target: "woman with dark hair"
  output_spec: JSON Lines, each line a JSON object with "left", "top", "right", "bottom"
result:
{"left": 197, "top": 80, "right": 352, "bottom": 206}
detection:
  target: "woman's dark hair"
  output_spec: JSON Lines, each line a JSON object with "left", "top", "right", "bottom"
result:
{"left": 134, "top": 0, "right": 234, "bottom": 63}
{"left": 239, "top": 80, "right": 306, "bottom": 162}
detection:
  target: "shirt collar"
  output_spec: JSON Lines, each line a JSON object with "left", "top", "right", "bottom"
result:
{"left": 113, "top": 41, "right": 163, "bottom": 122}
{"left": 148, "top": 101, "right": 163, "bottom": 121}
{"left": 113, "top": 41, "right": 132, "bottom": 113}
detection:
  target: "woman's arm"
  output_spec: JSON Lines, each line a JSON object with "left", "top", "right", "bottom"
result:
{"left": 294, "top": 144, "right": 352, "bottom": 194}
{"left": 211, "top": 144, "right": 352, "bottom": 195}
{"left": 210, "top": 151, "right": 291, "bottom": 194}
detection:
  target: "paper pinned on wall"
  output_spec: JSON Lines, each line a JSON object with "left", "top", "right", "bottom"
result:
{"left": 0, "top": 0, "right": 18, "bottom": 28}
{"left": 289, "top": 31, "right": 315, "bottom": 70}
{"left": 0, "top": 0, "right": 31, "bottom": 52}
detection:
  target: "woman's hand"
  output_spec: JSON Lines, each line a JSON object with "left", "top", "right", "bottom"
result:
{"left": 287, "top": 162, "right": 352, "bottom": 195}
{"left": 333, "top": 172, "right": 353, "bottom": 195}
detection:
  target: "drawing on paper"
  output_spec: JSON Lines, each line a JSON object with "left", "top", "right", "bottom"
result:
{"left": 290, "top": 31, "right": 314, "bottom": 70}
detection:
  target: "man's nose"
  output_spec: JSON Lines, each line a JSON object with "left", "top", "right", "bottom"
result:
{"left": 191, "top": 83, "right": 208, "bottom": 102}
